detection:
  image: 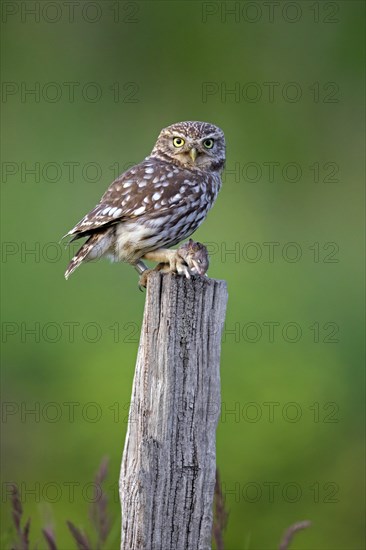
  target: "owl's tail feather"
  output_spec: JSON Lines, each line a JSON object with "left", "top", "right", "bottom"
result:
{"left": 64, "top": 232, "right": 110, "bottom": 280}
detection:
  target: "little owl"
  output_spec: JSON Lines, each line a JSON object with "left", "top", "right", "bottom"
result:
{"left": 63, "top": 121, "right": 225, "bottom": 284}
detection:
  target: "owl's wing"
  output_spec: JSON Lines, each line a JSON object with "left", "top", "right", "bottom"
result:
{"left": 63, "top": 158, "right": 198, "bottom": 241}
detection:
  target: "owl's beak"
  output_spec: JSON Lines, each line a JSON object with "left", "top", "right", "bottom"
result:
{"left": 189, "top": 147, "right": 198, "bottom": 163}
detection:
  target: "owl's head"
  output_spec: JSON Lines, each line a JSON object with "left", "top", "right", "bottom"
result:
{"left": 151, "top": 121, "right": 226, "bottom": 172}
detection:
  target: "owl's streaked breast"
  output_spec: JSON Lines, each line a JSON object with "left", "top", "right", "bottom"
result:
{"left": 111, "top": 167, "right": 222, "bottom": 262}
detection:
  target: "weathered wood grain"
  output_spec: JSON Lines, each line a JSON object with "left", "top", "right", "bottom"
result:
{"left": 120, "top": 271, "right": 228, "bottom": 550}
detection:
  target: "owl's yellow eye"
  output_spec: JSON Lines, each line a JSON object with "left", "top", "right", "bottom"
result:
{"left": 203, "top": 138, "right": 214, "bottom": 149}
{"left": 173, "top": 137, "right": 185, "bottom": 148}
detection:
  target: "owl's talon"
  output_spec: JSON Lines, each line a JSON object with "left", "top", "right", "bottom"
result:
{"left": 138, "top": 269, "right": 153, "bottom": 290}
{"left": 176, "top": 261, "right": 191, "bottom": 279}
{"left": 168, "top": 252, "right": 191, "bottom": 279}
{"left": 141, "top": 241, "right": 209, "bottom": 282}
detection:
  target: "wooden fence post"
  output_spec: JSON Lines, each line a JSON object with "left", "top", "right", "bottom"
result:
{"left": 119, "top": 271, "right": 228, "bottom": 550}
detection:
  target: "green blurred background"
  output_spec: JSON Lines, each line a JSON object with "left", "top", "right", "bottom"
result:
{"left": 1, "top": 1, "right": 365, "bottom": 549}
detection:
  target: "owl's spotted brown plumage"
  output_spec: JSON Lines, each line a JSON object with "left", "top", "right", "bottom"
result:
{"left": 63, "top": 121, "right": 225, "bottom": 281}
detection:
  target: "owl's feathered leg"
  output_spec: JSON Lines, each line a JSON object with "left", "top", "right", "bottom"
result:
{"left": 138, "top": 248, "right": 191, "bottom": 289}
{"left": 142, "top": 248, "right": 191, "bottom": 278}
{"left": 138, "top": 242, "right": 209, "bottom": 289}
